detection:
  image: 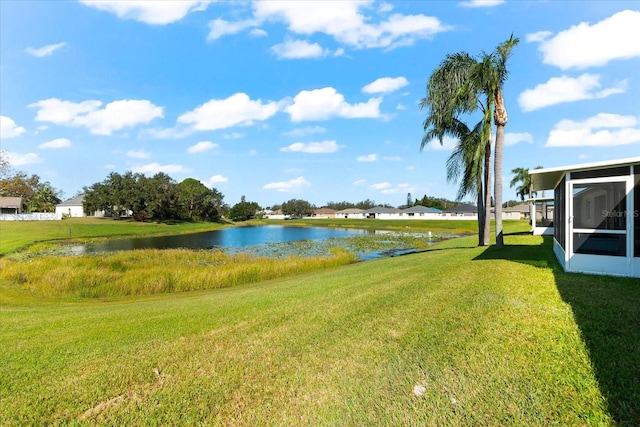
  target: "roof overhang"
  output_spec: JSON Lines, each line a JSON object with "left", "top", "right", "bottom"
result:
{"left": 530, "top": 157, "right": 640, "bottom": 191}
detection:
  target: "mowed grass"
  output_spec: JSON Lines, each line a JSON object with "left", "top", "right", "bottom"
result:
{"left": 0, "top": 217, "right": 229, "bottom": 255}
{"left": 2, "top": 232, "right": 639, "bottom": 425}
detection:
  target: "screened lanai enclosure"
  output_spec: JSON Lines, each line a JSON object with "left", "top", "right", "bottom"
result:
{"left": 530, "top": 157, "right": 640, "bottom": 278}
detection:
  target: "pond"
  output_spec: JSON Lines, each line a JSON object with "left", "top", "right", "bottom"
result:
{"left": 69, "top": 225, "right": 449, "bottom": 260}
{"left": 75, "top": 226, "right": 369, "bottom": 254}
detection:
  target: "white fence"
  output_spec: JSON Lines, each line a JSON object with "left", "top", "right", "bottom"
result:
{"left": 0, "top": 213, "right": 62, "bottom": 221}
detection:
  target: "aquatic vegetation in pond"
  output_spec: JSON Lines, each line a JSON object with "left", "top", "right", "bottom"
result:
{"left": 220, "top": 231, "right": 456, "bottom": 259}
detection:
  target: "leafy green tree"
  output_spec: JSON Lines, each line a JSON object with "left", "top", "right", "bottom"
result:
{"left": 0, "top": 153, "right": 63, "bottom": 212}
{"left": 324, "top": 201, "right": 355, "bottom": 211}
{"left": 355, "top": 199, "right": 377, "bottom": 210}
{"left": 228, "top": 199, "right": 261, "bottom": 221}
{"left": 83, "top": 171, "right": 225, "bottom": 222}
{"left": 143, "top": 173, "right": 177, "bottom": 221}
{"left": 178, "top": 178, "right": 223, "bottom": 221}
{"left": 281, "top": 199, "right": 315, "bottom": 217}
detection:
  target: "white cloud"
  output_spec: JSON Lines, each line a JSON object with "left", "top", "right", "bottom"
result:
{"left": 353, "top": 179, "right": 367, "bottom": 186}
{"left": 223, "top": 132, "right": 245, "bottom": 139}
{"left": 188, "top": 141, "right": 219, "bottom": 153}
{"left": 525, "top": 31, "right": 552, "bottom": 43}
{"left": 458, "top": 0, "right": 505, "bottom": 7}
{"left": 504, "top": 132, "right": 533, "bottom": 147}
{"left": 25, "top": 42, "right": 66, "bottom": 57}
{"left": 271, "top": 39, "right": 329, "bottom": 59}
{"left": 369, "top": 182, "right": 415, "bottom": 195}
{"left": 208, "top": 18, "right": 257, "bottom": 41}
{"left": 131, "top": 162, "right": 190, "bottom": 174}
{"left": 546, "top": 113, "right": 640, "bottom": 147}
{"left": 362, "top": 76, "right": 409, "bottom": 94}
{"left": 80, "top": 0, "right": 213, "bottom": 25}
{"left": 378, "top": 3, "right": 393, "bottom": 13}
{"left": 38, "top": 138, "right": 71, "bottom": 149}
{"left": 248, "top": 149, "right": 258, "bottom": 156}
{"left": 357, "top": 153, "right": 377, "bottom": 162}
{"left": 0, "top": 116, "right": 26, "bottom": 139}
{"left": 126, "top": 149, "right": 151, "bottom": 159}
{"left": 145, "top": 127, "right": 193, "bottom": 139}
{"left": 280, "top": 140, "right": 340, "bottom": 153}
{"left": 371, "top": 182, "right": 392, "bottom": 190}
{"left": 424, "top": 136, "right": 458, "bottom": 151}
{"left": 518, "top": 74, "right": 626, "bottom": 112}
{"left": 178, "top": 93, "right": 279, "bottom": 131}
{"left": 535, "top": 10, "right": 640, "bottom": 70}
{"left": 4, "top": 151, "right": 39, "bottom": 166}
{"left": 253, "top": 1, "right": 448, "bottom": 50}
{"left": 250, "top": 28, "right": 268, "bottom": 37}
{"left": 207, "top": 174, "right": 228, "bottom": 185}
{"left": 263, "top": 176, "right": 311, "bottom": 193}
{"left": 29, "top": 98, "right": 163, "bottom": 135}
{"left": 282, "top": 126, "right": 327, "bottom": 137}
{"left": 285, "top": 87, "right": 382, "bottom": 122}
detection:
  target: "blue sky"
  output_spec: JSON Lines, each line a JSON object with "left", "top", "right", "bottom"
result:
{"left": 1, "top": 0, "right": 639, "bottom": 208}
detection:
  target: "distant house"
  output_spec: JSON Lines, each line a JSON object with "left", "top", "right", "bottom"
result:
{"left": 443, "top": 204, "right": 478, "bottom": 217}
{"left": 400, "top": 205, "right": 442, "bottom": 219}
{"left": 502, "top": 203, "right": 532, "bottom": 220}
{"left": 55, "top": 195, "right": 102, "bottom": 217}
{"left": 264, "top": 209, "right": 286, "bottom": 220}
{"left": 0, "top": 197, "right": 23, "bottom": 214}
{"left": 530, "top": 156, "right": 639, "bottom": 278}
{"left": 361, "top": 206, "right": 401, "bottom": 219}
{"left": 313, "top": 207, "right": 337, "bottom": 218}
{"left": 335, "top": 208, "right": 364, "bottom": 219}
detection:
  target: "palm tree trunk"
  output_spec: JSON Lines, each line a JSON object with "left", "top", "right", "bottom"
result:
{"left": 494, "top": 88, "right": 508, "bottom": 248}
{"left": 477, "top": 183, "right": 484, "bottom": 246}
{"left": 494, "top": 124, "right": 505, "bottom": 247}
{"left": 482, "top": 136, "right": 492, "bottom": 246}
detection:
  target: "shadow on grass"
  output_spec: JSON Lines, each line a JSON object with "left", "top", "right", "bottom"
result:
{"left": 474, "top": 237, "right": 640, "bottom": 424}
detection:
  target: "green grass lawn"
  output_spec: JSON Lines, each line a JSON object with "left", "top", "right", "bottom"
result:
{"left": 0, "top": 217, "right": 229, "bottom": 255}
{"left": 1, "top": 229, "right": 639, "bottom": 425}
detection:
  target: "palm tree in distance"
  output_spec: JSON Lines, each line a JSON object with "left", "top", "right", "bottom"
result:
{"left": 510, "top": 166, "right": 543, "bottom": 201}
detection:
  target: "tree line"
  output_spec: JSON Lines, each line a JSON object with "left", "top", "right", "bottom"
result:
{"left": 3, "top": 151, "right": 536, "bottom": 222}
{"left": 0, "top": 152, "right": 62, "bottom": 212}
{"left": 82, "top": 172, "right": 224, "bottom": 222}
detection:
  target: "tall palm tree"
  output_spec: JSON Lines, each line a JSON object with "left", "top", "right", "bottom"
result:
{"left": 490, "top": 34, "right": 520, "bottom": 247}
{"left": 421, "top": 53, "right": 493, "bottom": 245}
{"left": 421, "top": 35, "right": 519, "bottom": 247}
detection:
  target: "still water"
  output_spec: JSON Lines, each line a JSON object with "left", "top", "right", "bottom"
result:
{"left": 76, "top": 226, "right": 372, "bottom": 254}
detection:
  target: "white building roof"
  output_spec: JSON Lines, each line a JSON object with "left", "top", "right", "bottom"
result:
{"left": 530, "top": 157, "right": 640, "bottom": 191}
